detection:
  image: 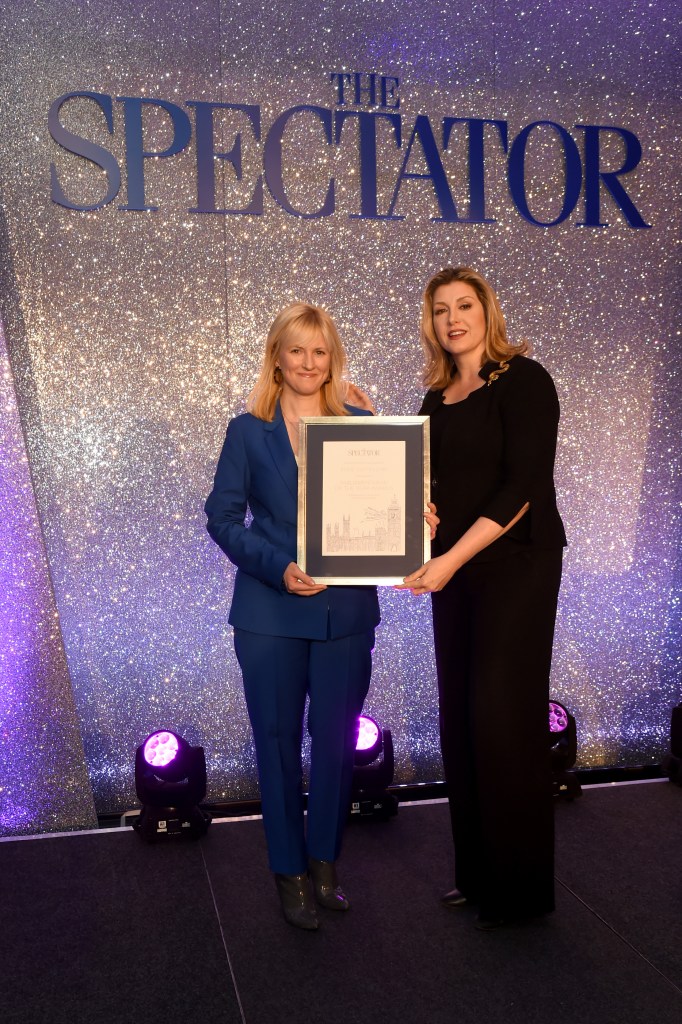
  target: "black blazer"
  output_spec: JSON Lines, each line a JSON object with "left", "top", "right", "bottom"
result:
{"left": 420, "top": 355, "right": 566, "bottom": 561}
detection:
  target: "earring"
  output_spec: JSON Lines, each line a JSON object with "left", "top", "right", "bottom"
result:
{"left": 274, "top": 366, "right": 283, "bottom": 383}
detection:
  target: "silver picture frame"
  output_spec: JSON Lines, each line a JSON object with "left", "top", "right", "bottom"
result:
{"left": 297, "top": 415, "right": 431, "bottom": 585}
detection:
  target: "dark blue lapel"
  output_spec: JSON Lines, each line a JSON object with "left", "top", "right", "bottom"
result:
{"left": 263, "top": 403, "right": 298, "bottom": 501}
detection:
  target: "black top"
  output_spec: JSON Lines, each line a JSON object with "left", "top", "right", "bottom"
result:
{"left": 419, "top": 355, "right": 567, "bottom": 562}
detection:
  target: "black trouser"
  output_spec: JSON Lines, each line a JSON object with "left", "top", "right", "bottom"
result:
{"left": 431, "top": 547, "right": 563, "bottom": 918}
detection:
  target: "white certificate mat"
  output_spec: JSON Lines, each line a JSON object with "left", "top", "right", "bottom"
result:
{"left": 321, "top": 440, "right": 406, "bottom": 556}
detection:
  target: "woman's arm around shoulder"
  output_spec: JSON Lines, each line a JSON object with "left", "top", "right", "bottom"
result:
{"left": 345, "top": 403, "right": 374, "bottom": 418}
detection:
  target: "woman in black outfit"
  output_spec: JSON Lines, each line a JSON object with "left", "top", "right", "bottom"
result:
{"left": 399, "top": 266, "right": 566, "bottom": 929}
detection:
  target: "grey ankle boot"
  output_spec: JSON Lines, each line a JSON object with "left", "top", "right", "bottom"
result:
{"left": 274, "top": 872, "right": 319, "bottom": 930}
{"left": 308, "top": 858, "right": 350, "bottom": 911}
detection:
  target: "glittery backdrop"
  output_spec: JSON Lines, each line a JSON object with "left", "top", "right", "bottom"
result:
{"left": 0, "top": 1, "right": 679, "bottom": 828}
{"left": 0, "top": 309, "right": 97, "bottom": 834}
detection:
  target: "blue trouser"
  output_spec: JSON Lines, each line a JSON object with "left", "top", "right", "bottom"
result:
{"left": 234, "top": 628, "right": 374, "bottom": 875}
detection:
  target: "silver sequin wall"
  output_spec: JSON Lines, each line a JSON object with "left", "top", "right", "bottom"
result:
{"left": 0, "top": 0, "right": 679, "bottom": 830}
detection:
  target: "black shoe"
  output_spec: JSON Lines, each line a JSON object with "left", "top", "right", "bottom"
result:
{"left": 274, "top": 873, "right": 319, "bottom": 930}
{"left": 308, "top": 858, "right": 350, "bottom": 911}
{"left": 474, "top": 913, "right": 506, "bottom": 931}
{"left": 440, "top": 888, "right": 468, "bottom": 908}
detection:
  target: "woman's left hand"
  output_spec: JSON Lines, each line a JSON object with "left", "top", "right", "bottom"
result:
{"left": 394, "top": 554, "right": 458, "bottom": 595}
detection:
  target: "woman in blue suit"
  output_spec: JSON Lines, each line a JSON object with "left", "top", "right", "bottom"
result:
{"left": 205, "top": 303, "right": 380, "bottom": 930}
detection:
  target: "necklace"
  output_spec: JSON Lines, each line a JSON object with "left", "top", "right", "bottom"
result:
{"left": 282, "top": 412, "right": 301, "bottom": 463}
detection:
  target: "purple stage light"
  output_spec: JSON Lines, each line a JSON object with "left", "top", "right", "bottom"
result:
{"left": 351, "top": 715, "right": 397, "bottom": 817}
{"left": 357, "top": 715, "right": 380, "bottom": 752}
{"left": 354, "top": 715, "right": 384, "bottom": 768}
{"left": 134, "top": 730, "right": 210, "bottom": 840}
{"left": 549, "top": 702, "right": 570, "bottom": 734}
{"left": 548, "top": 701, "right": 581, "bottom": 799}
{"left": 143, "top": 730, "right": 179, "bottom": 768}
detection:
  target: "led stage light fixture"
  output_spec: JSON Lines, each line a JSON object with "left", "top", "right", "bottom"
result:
{"left": 133, "top": 730, "right": 211, "bottom": 841}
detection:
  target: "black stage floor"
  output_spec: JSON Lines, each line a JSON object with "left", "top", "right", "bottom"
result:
{"left": 2, "top": 781, "right": 681, "bottom": 1024}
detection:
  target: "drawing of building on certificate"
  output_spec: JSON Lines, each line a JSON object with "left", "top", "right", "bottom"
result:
{"left": 321, "top": 440, "right": 406, "bottom": 556}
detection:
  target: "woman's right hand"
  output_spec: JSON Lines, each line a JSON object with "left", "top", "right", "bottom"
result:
{"left": 424, "top": 501, "right": 439, "bottom": 540}
{"left": 283, "top": 562, "right": 327, "bottom": 596}
{"left": 344, "top": 382, "right": 377, "bottom": 413}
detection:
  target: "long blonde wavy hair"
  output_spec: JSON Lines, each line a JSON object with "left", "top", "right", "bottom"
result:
{"left": 248, "top": 303, "right": 350, "bottom": 421}
{"left": 421, "top": 266, "right": 528, "bottom": 390}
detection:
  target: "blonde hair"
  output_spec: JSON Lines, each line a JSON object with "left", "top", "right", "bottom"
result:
{"left": 248, "top": 303, "right": 350, "bottom": 421}
{"left": 421, "top": 266, "right": 528, "bottom": 389}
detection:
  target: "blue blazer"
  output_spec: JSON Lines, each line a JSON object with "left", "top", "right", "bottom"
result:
{"left": 205, "top": 403, "right": 381, "bottom": 641}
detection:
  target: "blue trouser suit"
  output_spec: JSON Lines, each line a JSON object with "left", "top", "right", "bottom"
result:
{"left": 205, "top": 404, "right": 381, "bottom": 875}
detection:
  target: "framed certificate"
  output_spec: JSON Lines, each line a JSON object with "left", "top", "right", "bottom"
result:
{"left": 297, "top": 416, "right": 431, "bottom": 585}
